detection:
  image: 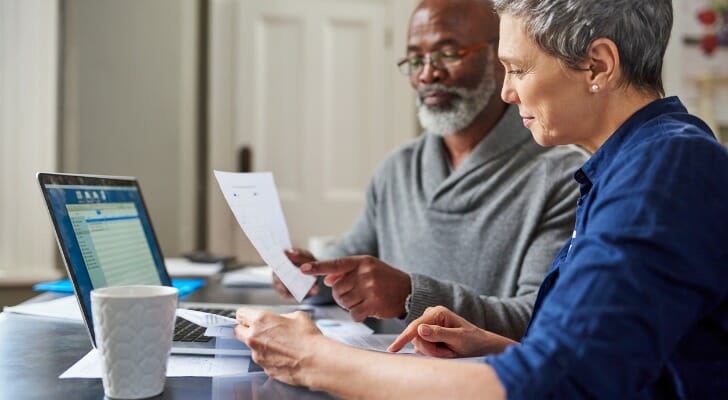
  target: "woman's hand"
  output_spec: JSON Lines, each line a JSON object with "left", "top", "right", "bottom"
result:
{"left": 234, "top": 308, "right": 324, "bottom": 387}
{"left": 388, "top": 306, "right": 517, "bottom": 358}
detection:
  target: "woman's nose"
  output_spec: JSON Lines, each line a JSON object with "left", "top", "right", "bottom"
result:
{"left": 501, "top": 77, "right": 519, "bottom": 104}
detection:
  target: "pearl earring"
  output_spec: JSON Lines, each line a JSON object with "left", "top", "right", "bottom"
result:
{"left": 590, "top": 84, "right": 600, "bottom": 93}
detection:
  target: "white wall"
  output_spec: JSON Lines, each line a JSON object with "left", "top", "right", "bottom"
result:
{"left": 62, "top": 0, "right": 200, "bottom": 257}
{"left": 0, "top": 0, "right": 62, "bottom": 282}
{"left": 665, "top": 0, "right": 728, "bottom": 140}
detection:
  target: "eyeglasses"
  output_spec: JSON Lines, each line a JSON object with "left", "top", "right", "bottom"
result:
{"left": 397, "top": 38, "right": 498, "bottom": 76}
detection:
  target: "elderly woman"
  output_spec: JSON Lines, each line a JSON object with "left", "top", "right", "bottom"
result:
{"left": 234, "top": 0, "right": 728, "bottom": 398}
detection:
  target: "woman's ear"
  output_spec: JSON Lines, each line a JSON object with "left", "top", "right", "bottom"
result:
{"left": 585, "top": 38, "right": 619, "bottom": 92}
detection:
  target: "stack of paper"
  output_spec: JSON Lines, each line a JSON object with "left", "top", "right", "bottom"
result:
{"left": 214, "top": 171, "right": 315, "bottom": 301}
{"left": 60, "top": 349, "right": 255, "bottom": 378}
{"left": 221, "top": 265, "right": 273, "bottom": 287}
{"left": 165, "top": 257, "right": 223, "bottom": 277}
{"left": 3, "top": 295, "right": 83, "bottom": 322}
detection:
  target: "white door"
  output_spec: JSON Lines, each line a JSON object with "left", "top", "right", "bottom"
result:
{"left": 208, "top": 0, "right": 418, "bottom": 262}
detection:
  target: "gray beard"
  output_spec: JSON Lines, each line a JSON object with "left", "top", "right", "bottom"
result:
{"left": 416, "top": 66, "right": 496, "bottom": 137}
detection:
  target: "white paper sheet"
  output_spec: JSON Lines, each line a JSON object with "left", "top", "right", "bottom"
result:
{"left": 186, "top": 310, "right": 374, "bottom": 340}
{"left": 312, "top": 305, "right": 353, "bottom": 320}
{"left": 165, "top": 257, "right": 223, "bottom": 277}
{"left": 315, "top": 319, "right": 373, "bottom": 338}
{"left": 176, "top": 308, "right": 237, "bottom": 328}
{"left": 213, "top": 171, "right": 315, "bottom": 301}
{"left": 205, "top": 326, "right": 236, "bottom": 338}
{"left": 336, "top": 334, "right": 416, "bottom": 354}
{"left": 3, "top": 295, "right": 83, "bottom": 323}
{"left": 60, "top": 349, "right": 255, "bottom": 378}
{"left": 221, "top": 265, "right": 273, "bottom": 287}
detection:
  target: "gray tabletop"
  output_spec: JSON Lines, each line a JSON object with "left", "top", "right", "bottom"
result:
{"left": 0, "top": 277, "right": 360, "bottom": 399}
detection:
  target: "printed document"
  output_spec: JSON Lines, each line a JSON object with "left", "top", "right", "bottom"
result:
{"left": 213, "top": 171, "right": 315, "bottom": 301}
{"left": 60, "top": 349, "right": 255, "bottom": 378}
{"left": 3, "top": 295, "right": 83, "bottom": 323}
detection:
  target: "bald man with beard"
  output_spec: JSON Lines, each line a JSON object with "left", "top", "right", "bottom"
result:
{"left": 274, "top": 0, "right": 587, "bottom": 340}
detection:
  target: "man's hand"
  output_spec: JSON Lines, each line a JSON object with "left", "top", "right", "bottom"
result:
{"left": 272, "top": 248, "right": 319, "bottom": 300}
{"left": 387, "top": 306, "right": 517, "bottom": 357}
{"left": 300, "top": 255, "right": 411, "bottom": 322}
{"left": 235, "top": 308, "right": 324, "bottom": 387}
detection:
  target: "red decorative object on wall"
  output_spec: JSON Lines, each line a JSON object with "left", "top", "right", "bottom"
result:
{"left": 697, "top": 2, "right": 728, "bottom": 55}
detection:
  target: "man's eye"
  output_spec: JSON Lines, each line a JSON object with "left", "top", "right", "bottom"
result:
{"left": 410, "top": 58, "right": 424, "bottom": 67}
{"left": 508, "top": 69, "right": 524, "bottom": 76}
{"left": 440, "top": 53, "right": 460, "bottom": 61}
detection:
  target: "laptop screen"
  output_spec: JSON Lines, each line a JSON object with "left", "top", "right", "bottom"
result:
{"left": 38, "top": 173, "right": 171, "bottom": 341}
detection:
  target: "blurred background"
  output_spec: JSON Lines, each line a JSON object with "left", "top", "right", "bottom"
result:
{"left": 2, "top": 0, "right": 727, "bottom": 304}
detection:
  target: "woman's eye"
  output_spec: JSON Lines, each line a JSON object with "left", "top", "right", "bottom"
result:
{"left": 507, "top": 69, "right": 524, "bottom": 76}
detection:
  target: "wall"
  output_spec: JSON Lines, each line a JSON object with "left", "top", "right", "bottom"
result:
{"left": 666, "top": 0, "right": 728, "bottom": 141}
{"left": 62, "top": 0, "right": 200, "bottom": 257}
{"left": 0, "top": 0, "right": 61, "bottom": 283}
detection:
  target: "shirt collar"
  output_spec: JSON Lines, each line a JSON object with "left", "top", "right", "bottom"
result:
{"left": 576, "top": 96, "right": 686, "bottom": 192}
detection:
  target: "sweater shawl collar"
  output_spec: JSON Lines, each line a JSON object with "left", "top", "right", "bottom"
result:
{"left": 420, "top": 105, "right": 534, "bottom": 210}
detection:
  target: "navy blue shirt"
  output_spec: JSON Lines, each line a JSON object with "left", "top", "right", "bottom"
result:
{"left": 487, "top": 97, "right": 728, "bottom": 399}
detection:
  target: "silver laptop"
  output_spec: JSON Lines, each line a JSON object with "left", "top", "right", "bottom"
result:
{"left": 37, "top": 172, "right": 303, "bottom": 356}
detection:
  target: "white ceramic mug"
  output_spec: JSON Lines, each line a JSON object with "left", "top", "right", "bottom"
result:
{"left": 91, "top": 285, "right": 178, "bottom": 399}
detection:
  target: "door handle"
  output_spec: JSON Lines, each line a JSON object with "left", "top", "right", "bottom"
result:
{"left": 238, "top": 145, "right": 252, "bottom": 173}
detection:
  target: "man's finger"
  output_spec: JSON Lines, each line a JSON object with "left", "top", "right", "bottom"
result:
{"left": 323, "top": 273, "right": 346, "bottom": 286}
{"left": 284, "top": 248, "right": 315, "bottom": 265}
{"left": 300, "top": 257, "right": 360, "bottom": 276}
{"left": 335, "top": 289, "right": 361, "bottom": 311}
{"left": 272, "top": 278, "right": 294, "bottom": 299}
{"left": 330, "top": 272, "right": 356, "bottom": 295}
{"left": 345, "top": 299, "right": 368, "bottom": 322}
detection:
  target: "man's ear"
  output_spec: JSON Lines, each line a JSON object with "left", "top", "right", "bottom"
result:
{"left": 585, "top": 38, "right": 620, "bottom": 91}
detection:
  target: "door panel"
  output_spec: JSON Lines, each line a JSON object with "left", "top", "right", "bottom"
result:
{"left": 323, "top": 17, "right": 382, "bottom": 198}
{"left": 209, "top": 0, "right": 417, "bottom": 262}
{"left": 255, "top": 16, "right": 306, "bottom": 198}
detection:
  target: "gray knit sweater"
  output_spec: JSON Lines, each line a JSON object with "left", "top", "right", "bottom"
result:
{"left": 321, "top": 105, "right": 588, "bottom": 340}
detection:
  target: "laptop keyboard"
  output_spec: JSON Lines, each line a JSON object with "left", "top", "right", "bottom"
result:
{"left": 173, "top": 308, "right": 237, "bottom": 342}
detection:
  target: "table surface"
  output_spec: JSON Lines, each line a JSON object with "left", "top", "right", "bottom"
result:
{"left": 0, "top": 275, "right": 400, "bottom": 399}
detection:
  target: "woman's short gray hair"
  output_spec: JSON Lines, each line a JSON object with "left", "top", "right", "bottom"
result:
{"left": 492, "top": 0, "right": 672, "bottom": 97}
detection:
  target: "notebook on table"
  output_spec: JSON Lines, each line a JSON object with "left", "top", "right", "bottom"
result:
{"left": 36, "top": 172, "right": 305, "bottom": 356}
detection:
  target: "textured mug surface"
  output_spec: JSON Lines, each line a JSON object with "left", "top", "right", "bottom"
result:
{"left": 91, "top": 285, "right": 178, "bottom": 399}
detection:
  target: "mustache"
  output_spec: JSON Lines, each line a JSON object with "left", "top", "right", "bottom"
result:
{"left": 417, "top": 84, "right": 469, "bottom": 100}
